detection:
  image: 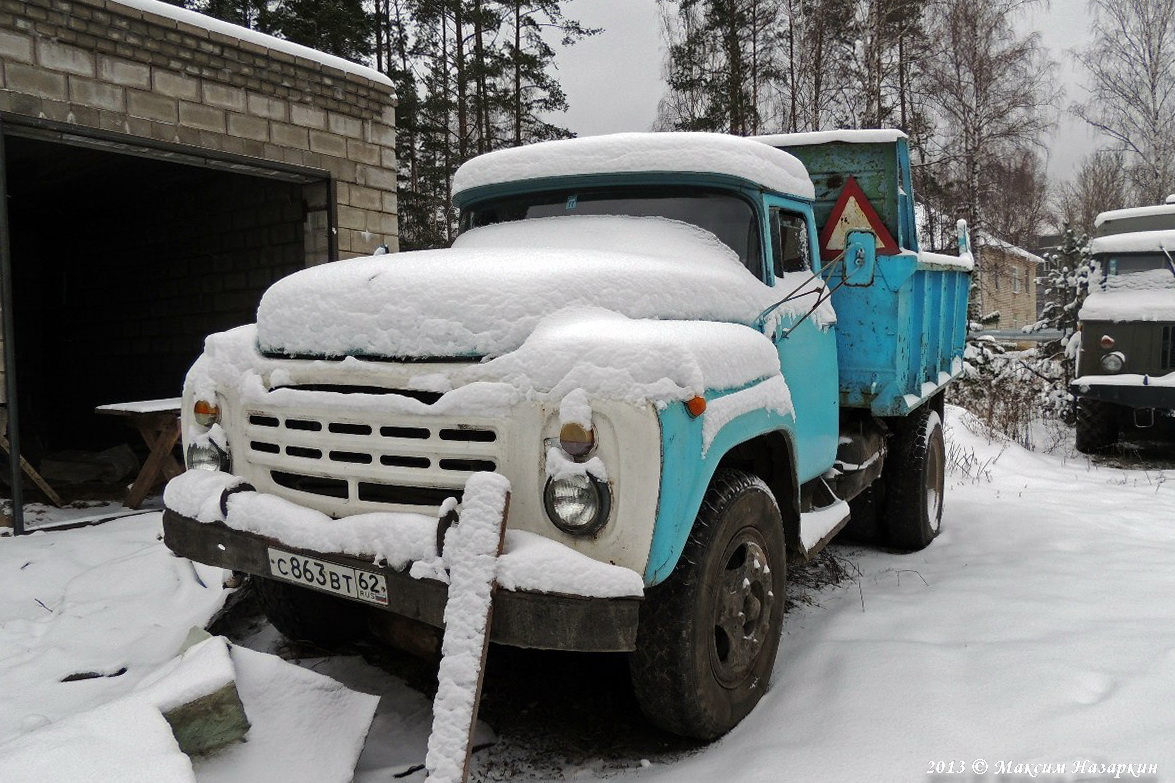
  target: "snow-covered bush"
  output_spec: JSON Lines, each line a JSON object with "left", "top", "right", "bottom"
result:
{"left": 949, "top": 338, "right": 1070, "bottom": 448}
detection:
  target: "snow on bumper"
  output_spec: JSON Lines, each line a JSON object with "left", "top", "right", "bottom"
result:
{"left": 1071, "top": 372, "right": 1175, "bottom": 409}
{"left": 162, "top": 471, "right": 644, "bottom": 652}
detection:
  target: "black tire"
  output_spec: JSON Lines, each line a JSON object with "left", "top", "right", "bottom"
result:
{"left": 254, "top": 576, "right": 368, "bottom": 648}
{"left": 883, "top": 406, "right": 945, "bottom": 551}
{"left": 629, "top": 469, "right": 786, "bottom": 740}
{"left": 1075, "top": 399, "right": 1118, "bottom": 453}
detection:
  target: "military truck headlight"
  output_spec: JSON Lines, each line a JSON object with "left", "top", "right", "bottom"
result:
{"left": 193, "top": 399, "right": 221, "bottom": 428}
{"left": 186, "top": 441, "right": 228, "bottom": 472}
{"left": 1101, "top": 352, "right": 1125, "bottom": 373}
{"left": 543, "top": 474, "right": 611, "bottom": 536}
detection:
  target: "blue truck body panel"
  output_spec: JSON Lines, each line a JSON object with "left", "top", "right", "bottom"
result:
{"left": 761, "top": 137, "right": 969, "bottom": 416}
{"left": 827, "top": 253, "right": 970, "bottom": 415}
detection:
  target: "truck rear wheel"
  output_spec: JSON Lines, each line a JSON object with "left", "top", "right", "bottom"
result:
{"left": 254, "top": 576, "right": 368, "bottom": 649}
{"left": 1075, "top": 399, "right": 1118, "bottom": 453}
{"left": 884, "top": 407, "right": 945, "bottom": 551}
{"left": 629, "top": 469, "right": 786, "bottom": 740}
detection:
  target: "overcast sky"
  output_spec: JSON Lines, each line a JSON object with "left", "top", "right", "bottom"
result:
{"left": 548, "top": 0, "right": 1101, "bottom": 185}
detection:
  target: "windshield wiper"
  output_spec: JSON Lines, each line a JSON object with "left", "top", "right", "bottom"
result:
{"left": 1161, "top": 243, "right": 1175, "bottom": 277}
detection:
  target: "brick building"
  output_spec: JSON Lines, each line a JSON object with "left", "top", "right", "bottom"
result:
{"left": 0, "top": 0, "right": 397, "bottom": 470}
{"left": 916, "top": 202, "right": 1042, "bottom": 331}
{"left": 973, "top": 234, "right": 1044, "bottom": 330}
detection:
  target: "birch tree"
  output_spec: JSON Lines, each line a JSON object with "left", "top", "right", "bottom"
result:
{"left": 1074, "top": 0, "right": 1175, "bottom": 204}
{"left": 1055, "top": 150, "right": 1129, "bottom": 237}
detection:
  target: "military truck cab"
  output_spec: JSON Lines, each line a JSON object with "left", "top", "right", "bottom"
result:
{"left": 1073, "top": 202, "right": 1175, "bottom": 452}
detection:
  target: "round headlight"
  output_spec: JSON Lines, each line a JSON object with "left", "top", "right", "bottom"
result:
{"left": 193, "top": 399, "right": 221, "bottom": 428}
{"left": 543, "top": 474, "right": 611, "bottom": 536}
{"left": 186, "top": 442, "right": 226, "bottom": 472}
{"left": 1101, "top": 352, "right": 1125, "bottom": 373}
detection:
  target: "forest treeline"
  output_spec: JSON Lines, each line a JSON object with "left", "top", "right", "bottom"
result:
{"left": 168, "top": 0, "right": 1175, "bottom": 251}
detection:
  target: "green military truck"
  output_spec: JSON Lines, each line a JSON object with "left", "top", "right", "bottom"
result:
{"left": 1074, "top": 200, "right": 1175, "bottom": 452}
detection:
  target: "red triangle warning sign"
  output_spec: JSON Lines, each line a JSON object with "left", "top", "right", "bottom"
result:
{"left": 818, "top": 176, "right": 899, "bottom": 261}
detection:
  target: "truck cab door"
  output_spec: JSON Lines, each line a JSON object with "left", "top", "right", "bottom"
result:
{"left": 764, "top": 199, "right": 840, "bottom": 482}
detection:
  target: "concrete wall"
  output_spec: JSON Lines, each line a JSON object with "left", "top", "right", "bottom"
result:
{"left": 0, "top": 0, "right": 398, "bottom": 257}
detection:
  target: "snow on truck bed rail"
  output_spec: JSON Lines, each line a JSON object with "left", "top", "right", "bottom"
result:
{"left": 452, "top": 132, "right": 815, "bottom": 200}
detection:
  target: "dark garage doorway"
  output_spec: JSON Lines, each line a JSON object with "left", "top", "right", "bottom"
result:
{"left": 2, "top": 122, "right": 331, "bottom": 500}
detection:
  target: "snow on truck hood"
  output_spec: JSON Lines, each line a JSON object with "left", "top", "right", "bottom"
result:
{"left": 1079, "top": 267, "right": 1175, "bottom": 322}
{"left": 256, "top": 215, "right": 826, "bottom": 360}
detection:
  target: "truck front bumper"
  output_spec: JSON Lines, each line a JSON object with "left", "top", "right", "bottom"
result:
{"left": 1071, "top": 376, "right": 1175, "bottom": 410}
{"left": 162, "top": 492, "right": 643, "bottom": 653}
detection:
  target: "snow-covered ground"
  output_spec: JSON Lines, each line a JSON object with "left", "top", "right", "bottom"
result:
{"left": 2, "top": 406, "right": 1172, "bottom": 782}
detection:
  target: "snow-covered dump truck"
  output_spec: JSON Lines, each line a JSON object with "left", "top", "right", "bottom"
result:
{"left": 1073, "top": 201, "right": 1175, "bottom": 452}
{"left": 162, "top": 130, "right": 971, "bottom": 739}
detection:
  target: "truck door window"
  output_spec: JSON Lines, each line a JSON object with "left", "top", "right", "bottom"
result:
{"left": 770, "top": 208, "right": 810, "bottom": 275}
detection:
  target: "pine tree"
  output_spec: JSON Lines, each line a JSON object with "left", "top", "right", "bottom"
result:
{"left": 657, "top": 0, "right": 781, "bottom": 134}
{"left": 1033, "top": 224, "right": 1090, "bottom": 364}
{"left": 266, "top": 0, "right": 376, "bottom": 61}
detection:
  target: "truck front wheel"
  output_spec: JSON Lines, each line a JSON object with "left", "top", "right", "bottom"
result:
{"left": 1075, "top": 399, "right": 1118, "bottom": 453}
{"left": 884, "top": 407, "right": 945, "bottom": 551}
{"left": 254, "top": 576, "right": 368, "bottom": 649}
{"left": 629, "top": 469, "right": 786, "bottom": 740}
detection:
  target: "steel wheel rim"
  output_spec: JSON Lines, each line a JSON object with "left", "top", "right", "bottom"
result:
{"left": 926, "top": 427, "right": 945, "bottom": 532}
{"left": 710, "top": 528, "right": 775, "bottom": 688}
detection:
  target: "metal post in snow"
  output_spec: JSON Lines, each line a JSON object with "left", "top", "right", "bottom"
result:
{"left": 0, "top": 116, "right": 25, "bottom": 535}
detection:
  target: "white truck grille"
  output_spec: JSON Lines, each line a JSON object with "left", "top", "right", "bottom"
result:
{"left": 239, "top": 396, "right": 501, "bottom": 511}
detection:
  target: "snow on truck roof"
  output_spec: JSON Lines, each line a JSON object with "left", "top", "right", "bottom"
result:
{"left": 1089, "top": 228, "right": 1175, "bottom": 254}
{"left": 112, "top": 0, "right": 393, "bottom": 88}
{"left": 753, "top": 129, "right": 908, "bottom": 147}
{"left": 452, "top": 132, "right": 816, "bottom": 200}
{"left": 1094, "top": 203, "right": 1175, "bottom": 228}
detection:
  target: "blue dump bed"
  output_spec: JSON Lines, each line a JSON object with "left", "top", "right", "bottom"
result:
{"left": 762, "top": 133, "right": 972, "bottom": 417}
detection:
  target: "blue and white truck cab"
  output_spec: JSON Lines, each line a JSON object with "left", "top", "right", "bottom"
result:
{"left": 162, "top": 130, "right": 972, "bottom": 739}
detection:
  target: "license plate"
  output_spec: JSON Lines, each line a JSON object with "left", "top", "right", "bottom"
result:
{"left": 267, "top": 548, "right": 389, "bottom": 607}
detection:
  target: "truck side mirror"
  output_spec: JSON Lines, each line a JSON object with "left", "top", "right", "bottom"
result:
{"left": 844, "top": 230, "right": 877, "bottom": 286}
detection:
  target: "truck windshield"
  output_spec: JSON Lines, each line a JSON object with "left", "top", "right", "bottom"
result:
{"left": 460, "top": 187, "right": 763, "bottom": 274}
{"left": 1097, "top": 253, "right": 1175, "bottom": 277}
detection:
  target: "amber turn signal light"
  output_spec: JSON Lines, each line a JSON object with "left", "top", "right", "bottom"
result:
{"left": 686, "top": 396, "right": 707, "bottom": 417}
{"left": 559, "top": 422, "right": 595, "bottom": 459}
{"left": 193, "top": 399, "right": 221, "bottom": 428}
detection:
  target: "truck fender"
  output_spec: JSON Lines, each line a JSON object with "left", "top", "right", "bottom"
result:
{"left": 645, "top": 402, "right": 800, "bottom": 585}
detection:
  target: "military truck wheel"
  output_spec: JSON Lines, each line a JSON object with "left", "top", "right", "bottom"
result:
{"left": 1075, "top": 399, "right": 1118, "bottom": 453}
{"left": 254, "top": 577, "right": 368, "bottom": 649}
{"left": 629, "top": 469, "right": 786, "bottom": 740}
{"left": 884, "top": 406, "right": 945, "bottom": 551}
